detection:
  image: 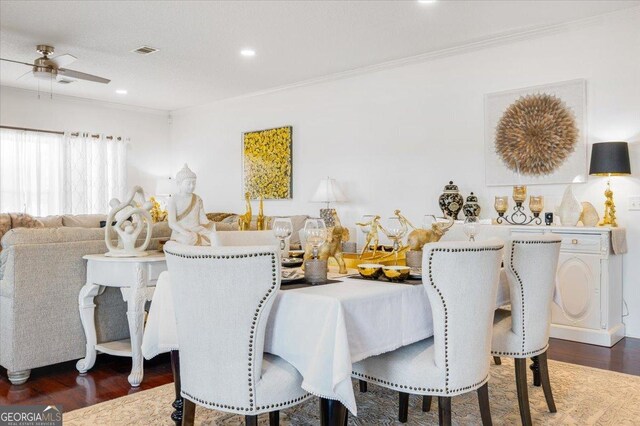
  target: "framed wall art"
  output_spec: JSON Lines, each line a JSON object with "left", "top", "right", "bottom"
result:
{"left": 242, "top": 125, "right": 293, "bottom": 199}
{"left": 484, "top": 79, "right": 586, "bottom": 186}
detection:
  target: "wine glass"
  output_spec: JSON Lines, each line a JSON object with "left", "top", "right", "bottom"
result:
{"left": 422, "top": 214, "right": 437, "bottom": 230}
{"left": 385, "top": 216, "right": 407, "bottom": 265}
{"left": 463, "top": 216, "right": 481, "bottom": 242}
{"left": 272, "top": 217, "right": 293, "bottom": 258}
{"left": 304, "top": 218, "right": 327, "bottom": 259}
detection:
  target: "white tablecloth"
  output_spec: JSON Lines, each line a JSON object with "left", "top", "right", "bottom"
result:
{"left": 142, "top": 271, "right": 512, "bottom": 415}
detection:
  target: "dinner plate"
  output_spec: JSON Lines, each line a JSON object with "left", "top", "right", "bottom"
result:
{"left": 281, "top": 270, "right": 304, "bottom": 283}
{"left": 409, "top": 267, "right": 422, "bottom": 279}
{"left": 282, "top": 258, "right": 303, "bottom": 267}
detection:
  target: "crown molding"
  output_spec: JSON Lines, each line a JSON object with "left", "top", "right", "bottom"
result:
{"left": 173, "top": 5, "right": 640, "bottom": 116}
{"left": 0, "top": 85, "right": 169, "bottom": 116}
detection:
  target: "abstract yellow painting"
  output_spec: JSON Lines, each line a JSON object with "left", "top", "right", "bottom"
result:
{"left": 243, "top": 126, "right": 293, "bottom": 199}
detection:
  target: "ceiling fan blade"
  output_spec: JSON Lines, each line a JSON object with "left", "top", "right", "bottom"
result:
{"left": 58, "top": 68, "right": 110, "bottom": 84}
{"left": 17, "top": 70, "right": 33, "bottom": 81}
{"left": 1, "top": 57, "right": 35, "bottom": 67}
{"left": 49, "top": 53, "right": 77, "bottom": 68}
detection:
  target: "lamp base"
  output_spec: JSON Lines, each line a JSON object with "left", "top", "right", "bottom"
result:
{"left": 320, "top": 208, "right": 336, "bottom": 227}
{"left": 598, "top": 180, "right": 618, "bottom": 227}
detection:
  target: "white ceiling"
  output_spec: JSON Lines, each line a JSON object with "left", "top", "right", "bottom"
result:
{"left": 1, "top": 0, "right": 638, "bottom": 111}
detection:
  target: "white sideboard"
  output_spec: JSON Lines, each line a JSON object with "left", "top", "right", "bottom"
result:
{"left": 445, "top": 224, "right": 624, "bottom": 347}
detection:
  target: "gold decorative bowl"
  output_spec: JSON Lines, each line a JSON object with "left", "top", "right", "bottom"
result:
{"left": 382, "top": 265, "right": 411, "bottom": 282}
{"left": 357, "top": 264, "right": 384, "bottom": 280}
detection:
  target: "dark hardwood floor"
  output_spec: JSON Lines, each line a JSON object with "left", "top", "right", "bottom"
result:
{"left": 1, "top": 337, "right": 639, "bottom": 413}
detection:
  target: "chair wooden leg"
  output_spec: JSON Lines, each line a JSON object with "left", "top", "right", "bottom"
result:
{"left": 269, "top": 410, "right": 280, "bottom": 426}
{"left": 359, "top": 379, "right": 367, "bottom": 393}
{"left": 245, "top": 415, "right": 258, "bottom": 426}
{"left": 344, "top": 407, "right": 349, "bottom": 424}
{"left": 181, "top": 399, "right": 195, "bottom": 426}
{"left": 438, "top": 396, "right": 451, "bottom": 426}
{"left": 493, "top": 356, "right": 502, "bottom": 365}
{"left": 538, "top": 351, "right": 557, "bottom": 413}
{"left": 399, "top": 392, "right": 409, "bottom": 423}
{"left": 530, "top": 356, "right": 541, "bottom": 386}
{"left": 422, "top": 395, "right": 432, "bottom": 412}
{"left": 477, "top": 382, "right": 493, "bottom": 426}
{"left": 515, "top": 358, "right": 533, "bottom": 426}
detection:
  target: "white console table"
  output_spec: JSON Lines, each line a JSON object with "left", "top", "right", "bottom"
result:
{"left": 76, "top": 252, "right": 167, "bottom": 386}
{"left": 448, "top": 224, "right": 625, "bottom": 347}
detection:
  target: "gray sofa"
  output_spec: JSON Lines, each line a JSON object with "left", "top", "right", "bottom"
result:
{"left": 0, "top": 219, "right": 171, "bottom": 384}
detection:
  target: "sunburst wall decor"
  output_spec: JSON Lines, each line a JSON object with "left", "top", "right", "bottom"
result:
{"left": 495, "top": 94, "right": 578, "bottom": 176}
{"left": 485, "top": 79, "right": 586, "bottom": 186}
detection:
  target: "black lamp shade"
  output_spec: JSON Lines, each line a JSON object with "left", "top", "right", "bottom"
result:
{"left": 589, "top": 142, "right": 631, "bottom": 176}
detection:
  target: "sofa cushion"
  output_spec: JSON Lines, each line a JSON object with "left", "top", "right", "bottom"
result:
{"left": 2, "top": 221, "right": 171, "bottom": 249}
{"left": 36, "top": 215, "right": 64, "bottom": 228}
{"left": 62, "top": 214, "right": 107, "bottom": 228}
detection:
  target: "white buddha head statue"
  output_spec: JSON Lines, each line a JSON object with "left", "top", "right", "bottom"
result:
{"left": 176, "top": 164, "right": 197, "bottom": 195}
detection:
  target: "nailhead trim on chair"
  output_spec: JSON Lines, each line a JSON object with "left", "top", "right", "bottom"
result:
{"left": 506, "top": 240, "right": 561, "bottom": 354}
{"left": 492, "top": 344, "right": 548, "bottom": 357}
{"left": 428, "top": 246, "right": 502, "bottom": 393}
{"left": 165, "top": 250, "right": 310, "bottom": 414}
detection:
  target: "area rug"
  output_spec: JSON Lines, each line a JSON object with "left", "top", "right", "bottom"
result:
{"left": 64, "top": 358, "right": 640, "bottom": 425}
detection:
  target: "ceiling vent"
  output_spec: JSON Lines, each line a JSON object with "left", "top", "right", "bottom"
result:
{"left": 132, "top": 46, "right": 159, "bottom": 55}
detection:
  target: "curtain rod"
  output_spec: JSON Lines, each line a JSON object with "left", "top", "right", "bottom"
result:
{"left": 0, "top": 125, "right": 65, "bottom": 135}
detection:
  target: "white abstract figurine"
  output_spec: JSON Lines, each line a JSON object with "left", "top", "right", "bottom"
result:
{"left": 105, "top": 186, "right": 154, "bottom": 257}
{"left": 167, "top": 164, "right": 216, "bottom": 245}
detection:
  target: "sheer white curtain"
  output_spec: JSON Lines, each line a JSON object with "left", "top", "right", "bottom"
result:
{"left": 63, "top": 133, "right": 127, "bottom": 214}
{"left": 0, "top": 128, "right": 127, "bottom": 216}
{"left": 0, "top": 128, "right": 65, "bottom": 216}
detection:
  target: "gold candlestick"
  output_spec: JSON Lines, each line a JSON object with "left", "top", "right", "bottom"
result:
{"left": 494, "top": 196, "right": 509, "bottom": 217}
{"left": 529, "top": 196, "right": 544, "bottom": 218}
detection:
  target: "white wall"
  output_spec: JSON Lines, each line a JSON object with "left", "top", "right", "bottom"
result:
{"left": 0, "top": 86, "right": 171, "bottom": 193}
{"left": 170, "top": 11, "right": 640, "bottom": 336}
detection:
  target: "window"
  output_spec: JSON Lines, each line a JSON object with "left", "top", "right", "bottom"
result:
{"left": 0, "top": 127, "right": 127, "bottom": 216}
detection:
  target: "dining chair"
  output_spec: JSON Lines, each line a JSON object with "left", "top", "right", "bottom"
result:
{"left": 352, "top": 240, "right": 504, "bottom": 426}
{"left": 491, "top": 235, "right": 561, "bottom": 426}
{"left": 164, "top": 243, "right": 311, "bottom": 426}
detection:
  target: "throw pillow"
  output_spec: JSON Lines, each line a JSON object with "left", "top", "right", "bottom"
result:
{"left": 0, "top": 213, "right": 11, "bottom": 245}
{"left": 9, "top": 213, "right": 44, "bottom": 229}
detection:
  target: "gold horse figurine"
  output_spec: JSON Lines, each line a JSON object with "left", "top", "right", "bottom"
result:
{"left": 239, "top": 191, "right": 252, "bottom": 231}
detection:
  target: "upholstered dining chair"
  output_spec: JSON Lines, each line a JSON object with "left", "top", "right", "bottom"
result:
{"left": 164, "top": 242, "right": 311, "bottom": 426}
{"left": 491, "top": 235, "right": 562, "bottom": 426}
{"left": 352, "top": 240, "right": 504, "bottom": 426}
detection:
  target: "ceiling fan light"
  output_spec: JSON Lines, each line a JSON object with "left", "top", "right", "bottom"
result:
{"left": 33, "top": 69, "right": 54, "bottom": 80}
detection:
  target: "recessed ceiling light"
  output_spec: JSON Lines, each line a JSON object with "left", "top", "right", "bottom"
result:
{"left": 115, "top": 89, "right": 127, "bottom": 95}
{"left": 240, "top": 49, "right": 256, "bottom": 57}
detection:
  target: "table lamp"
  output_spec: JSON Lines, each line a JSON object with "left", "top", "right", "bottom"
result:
{"left": 589, "top": 142, "right": 631, "bottom": 227}
{"left": 310, "top": 177, "right": 347, "bottom": 226}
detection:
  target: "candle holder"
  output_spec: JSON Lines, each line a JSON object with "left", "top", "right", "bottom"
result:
{"left": 496, "top": 188, "right": 542, "bottom": 225}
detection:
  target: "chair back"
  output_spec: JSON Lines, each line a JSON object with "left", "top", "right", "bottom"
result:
{"left": 422, "top": 240, "right": 504, "bottom": 394}
{"left": 505, "top": 235, "right": 562, "bottom": 354}
{"left": 164, "top": 242, "right": 280, "bottom": 412}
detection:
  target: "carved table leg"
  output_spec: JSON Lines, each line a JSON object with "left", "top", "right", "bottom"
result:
{"left": 76, "top": 282, "right": 102, "bottom": 374}
{"left": 170, "top": 350, "right": 183, "bottom": 426}
{"left": 126, "top": 265, "right": 147, "bottom": 387}
{"left": 530, "top": 356, "right": 541, "bottom": 387}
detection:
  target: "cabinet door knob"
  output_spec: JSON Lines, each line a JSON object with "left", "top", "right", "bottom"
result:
{"left": 572, "top": 239, "right": 578, "bottom": 245}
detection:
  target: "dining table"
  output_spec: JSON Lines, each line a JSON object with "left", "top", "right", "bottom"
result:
{"left": 141, "top": 265, "right": 547, "bottom": 426}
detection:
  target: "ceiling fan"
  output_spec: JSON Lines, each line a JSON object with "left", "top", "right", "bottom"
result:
{"left": 0, "top": 44, "right": 110, "bottom": 84}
